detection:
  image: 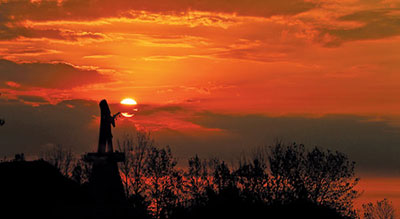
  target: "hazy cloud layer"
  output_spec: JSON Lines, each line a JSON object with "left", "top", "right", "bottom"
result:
{"left": 182, "top": 112, "right": 400, "bottom": 175}
{"left": 0, "top": 0, "right": 315, "bottom": 21}
{"left": 1, "top": 99, "right": 399, "bottom": 176}
{"left": 322, "top": 8, "right": 400, "bottom": 45}
{"left": 0, "top": 59, "right": 108, "bottom": 89}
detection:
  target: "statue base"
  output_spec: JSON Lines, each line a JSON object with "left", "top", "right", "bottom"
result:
{"left": 84, "top": 152, "right": 125, "bottom": 163}
{"left": 84, "top": 152, "right": 128, "bottom": 219}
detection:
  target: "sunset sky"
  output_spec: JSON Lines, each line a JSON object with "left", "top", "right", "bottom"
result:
{"left": 0, "top": 0, "right": 400, "bottom": 211}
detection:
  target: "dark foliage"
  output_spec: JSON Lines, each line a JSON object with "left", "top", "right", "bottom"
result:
{"left": 177, "top": 188, "right": 344, "bottom": 219}
{"left": 115, "top": 134, "right": 359, "bottom": 218}
{"left": 363, "top": 198, "right": 395, "bottom": 219}
{"left": 0, "top": 137, "right": 360, "bottom": 219}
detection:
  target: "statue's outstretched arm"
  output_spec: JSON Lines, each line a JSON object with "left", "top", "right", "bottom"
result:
{"left": 111, "top": 112, "right": 120, "bottom": 127}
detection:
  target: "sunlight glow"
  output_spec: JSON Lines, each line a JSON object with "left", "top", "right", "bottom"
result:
{"left": 121, "top": 112, "right": 134, "bottom": 118}
{"left": 121, "top": 98, "right": 137, "bottom": 105}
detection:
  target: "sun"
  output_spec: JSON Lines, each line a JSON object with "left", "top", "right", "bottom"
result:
{"left": 120, "top": 98, "right": 138, "bottom": 118}
{"left": 120, "top": 98, "right": 137, "bottom": 105}
{"left": 121, "top": 112, "right": 134, "bottom": 118}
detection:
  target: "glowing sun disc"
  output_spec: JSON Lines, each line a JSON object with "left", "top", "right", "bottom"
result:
{"left": 121, "top": 98, "right": 137, "bottom": 105}
{"left": 121, "top": 112, "right": 134, "bottom": 118}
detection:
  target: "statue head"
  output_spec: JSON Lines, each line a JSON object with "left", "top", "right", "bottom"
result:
{"left": 99, "top": 99, "right": 111, "bottom": 115}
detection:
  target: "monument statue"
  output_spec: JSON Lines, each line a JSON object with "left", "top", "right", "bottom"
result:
{"left": 84, "top": 99, "right": 129, "bottom": 219}
{"left": 98, "top": 99, "right": 120, "bottom": 153}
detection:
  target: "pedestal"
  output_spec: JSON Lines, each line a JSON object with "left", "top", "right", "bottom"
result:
{"left": 84, "top": 152, "right": 128, "bottom": 219}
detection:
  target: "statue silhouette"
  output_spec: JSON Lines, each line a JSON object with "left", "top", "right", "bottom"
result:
{"left": 98, "top": 99, "right": 120, "bottom": 153}
{"left": 84, "top": 99, "right": 127, "bottom": 219}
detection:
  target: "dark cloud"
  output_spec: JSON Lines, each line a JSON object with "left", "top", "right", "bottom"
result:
{"left": 0, "top": 98, "right": 99, "bottom": 155}
{"left": 0, "top": 0, "right": 315, "bottom": 21}
{"left": 0, "top": 0, "right": 315, "bottom": 41}
{"left": 0, "top": 59, "right": 109, "bottom": 89}
{"left": 0, "top": 25, "right": 61, "bottom": 40}
{"left": 137, "top": 105, "right": 187, "bottom": 116}
{"left": 3, "top": 48, "right": 51, "bottom": 55}
{"left": 17, "top": 95, "right": 49, "bottom": 103}
{"left": 215, "top": 48, "right": 287, "bottom": 63}
{"left": 0, "top": 24, "right": 105, "bottom": 41}
{"left": 321, "top": 8, "right": 400, "bottom": 45}
{"left": 125, "top": 0, "right": 315, "bottom": 17}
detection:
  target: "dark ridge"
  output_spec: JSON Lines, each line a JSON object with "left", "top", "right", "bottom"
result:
{"left": 0, "top": 160, "right": 92, "bottom": 219}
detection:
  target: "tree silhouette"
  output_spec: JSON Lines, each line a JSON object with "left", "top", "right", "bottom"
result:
{"left": 13, "top": 153, "right": 25, "bottom": 162}
{"left": 234, "top": 148, "right": 270, "bottom": 203}
{"left": 186, "top": 155, "right": 211, "bottom": 206}
{"left": 363, "top": 198, "right": 395, "bottom": 219}
{"left": 268, "top": 142, "right": 359, "bottom": 217}
{"left": 70, "top": 159, "right": 92, "bottom": 185}
{"left": 22, "top": 132, "right": 365, "bottom": 219}
{"left": 72, "top": 163, "right": 83, "bottom": 184}
{"left": 211, "top": 158, "right": 234, "bottom": 192}
{"left": 145, "top": 145, "right": 179, "bottom": 219}
{"left": 42, "top": 144, "right": 74, "bottom": 178}
{"left": 117, "top": 132, "right": 155, "bottom": 218}
{"left": 118, "top": 131, "right": 154, "bottom": 197}
{"left": 112, "top": 135, "right": 362, "bottom": 218}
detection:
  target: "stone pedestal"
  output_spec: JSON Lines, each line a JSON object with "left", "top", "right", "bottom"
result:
{"left": 84, "top": 152, "right": 128, "bottom": 219}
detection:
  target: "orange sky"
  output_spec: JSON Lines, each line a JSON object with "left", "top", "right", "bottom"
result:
{"left": 1, "top": 0, "right": 400, "bottom": 213}
{"left": 355, "top": 177, "right": 400, "bottom": 217}
{"left": 1, "top": 0, "right": 400, "bottom": 116}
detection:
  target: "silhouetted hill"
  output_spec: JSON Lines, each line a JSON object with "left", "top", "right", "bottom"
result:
{"left": 0, "top": 160, "right": 92, "bottom": 219}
